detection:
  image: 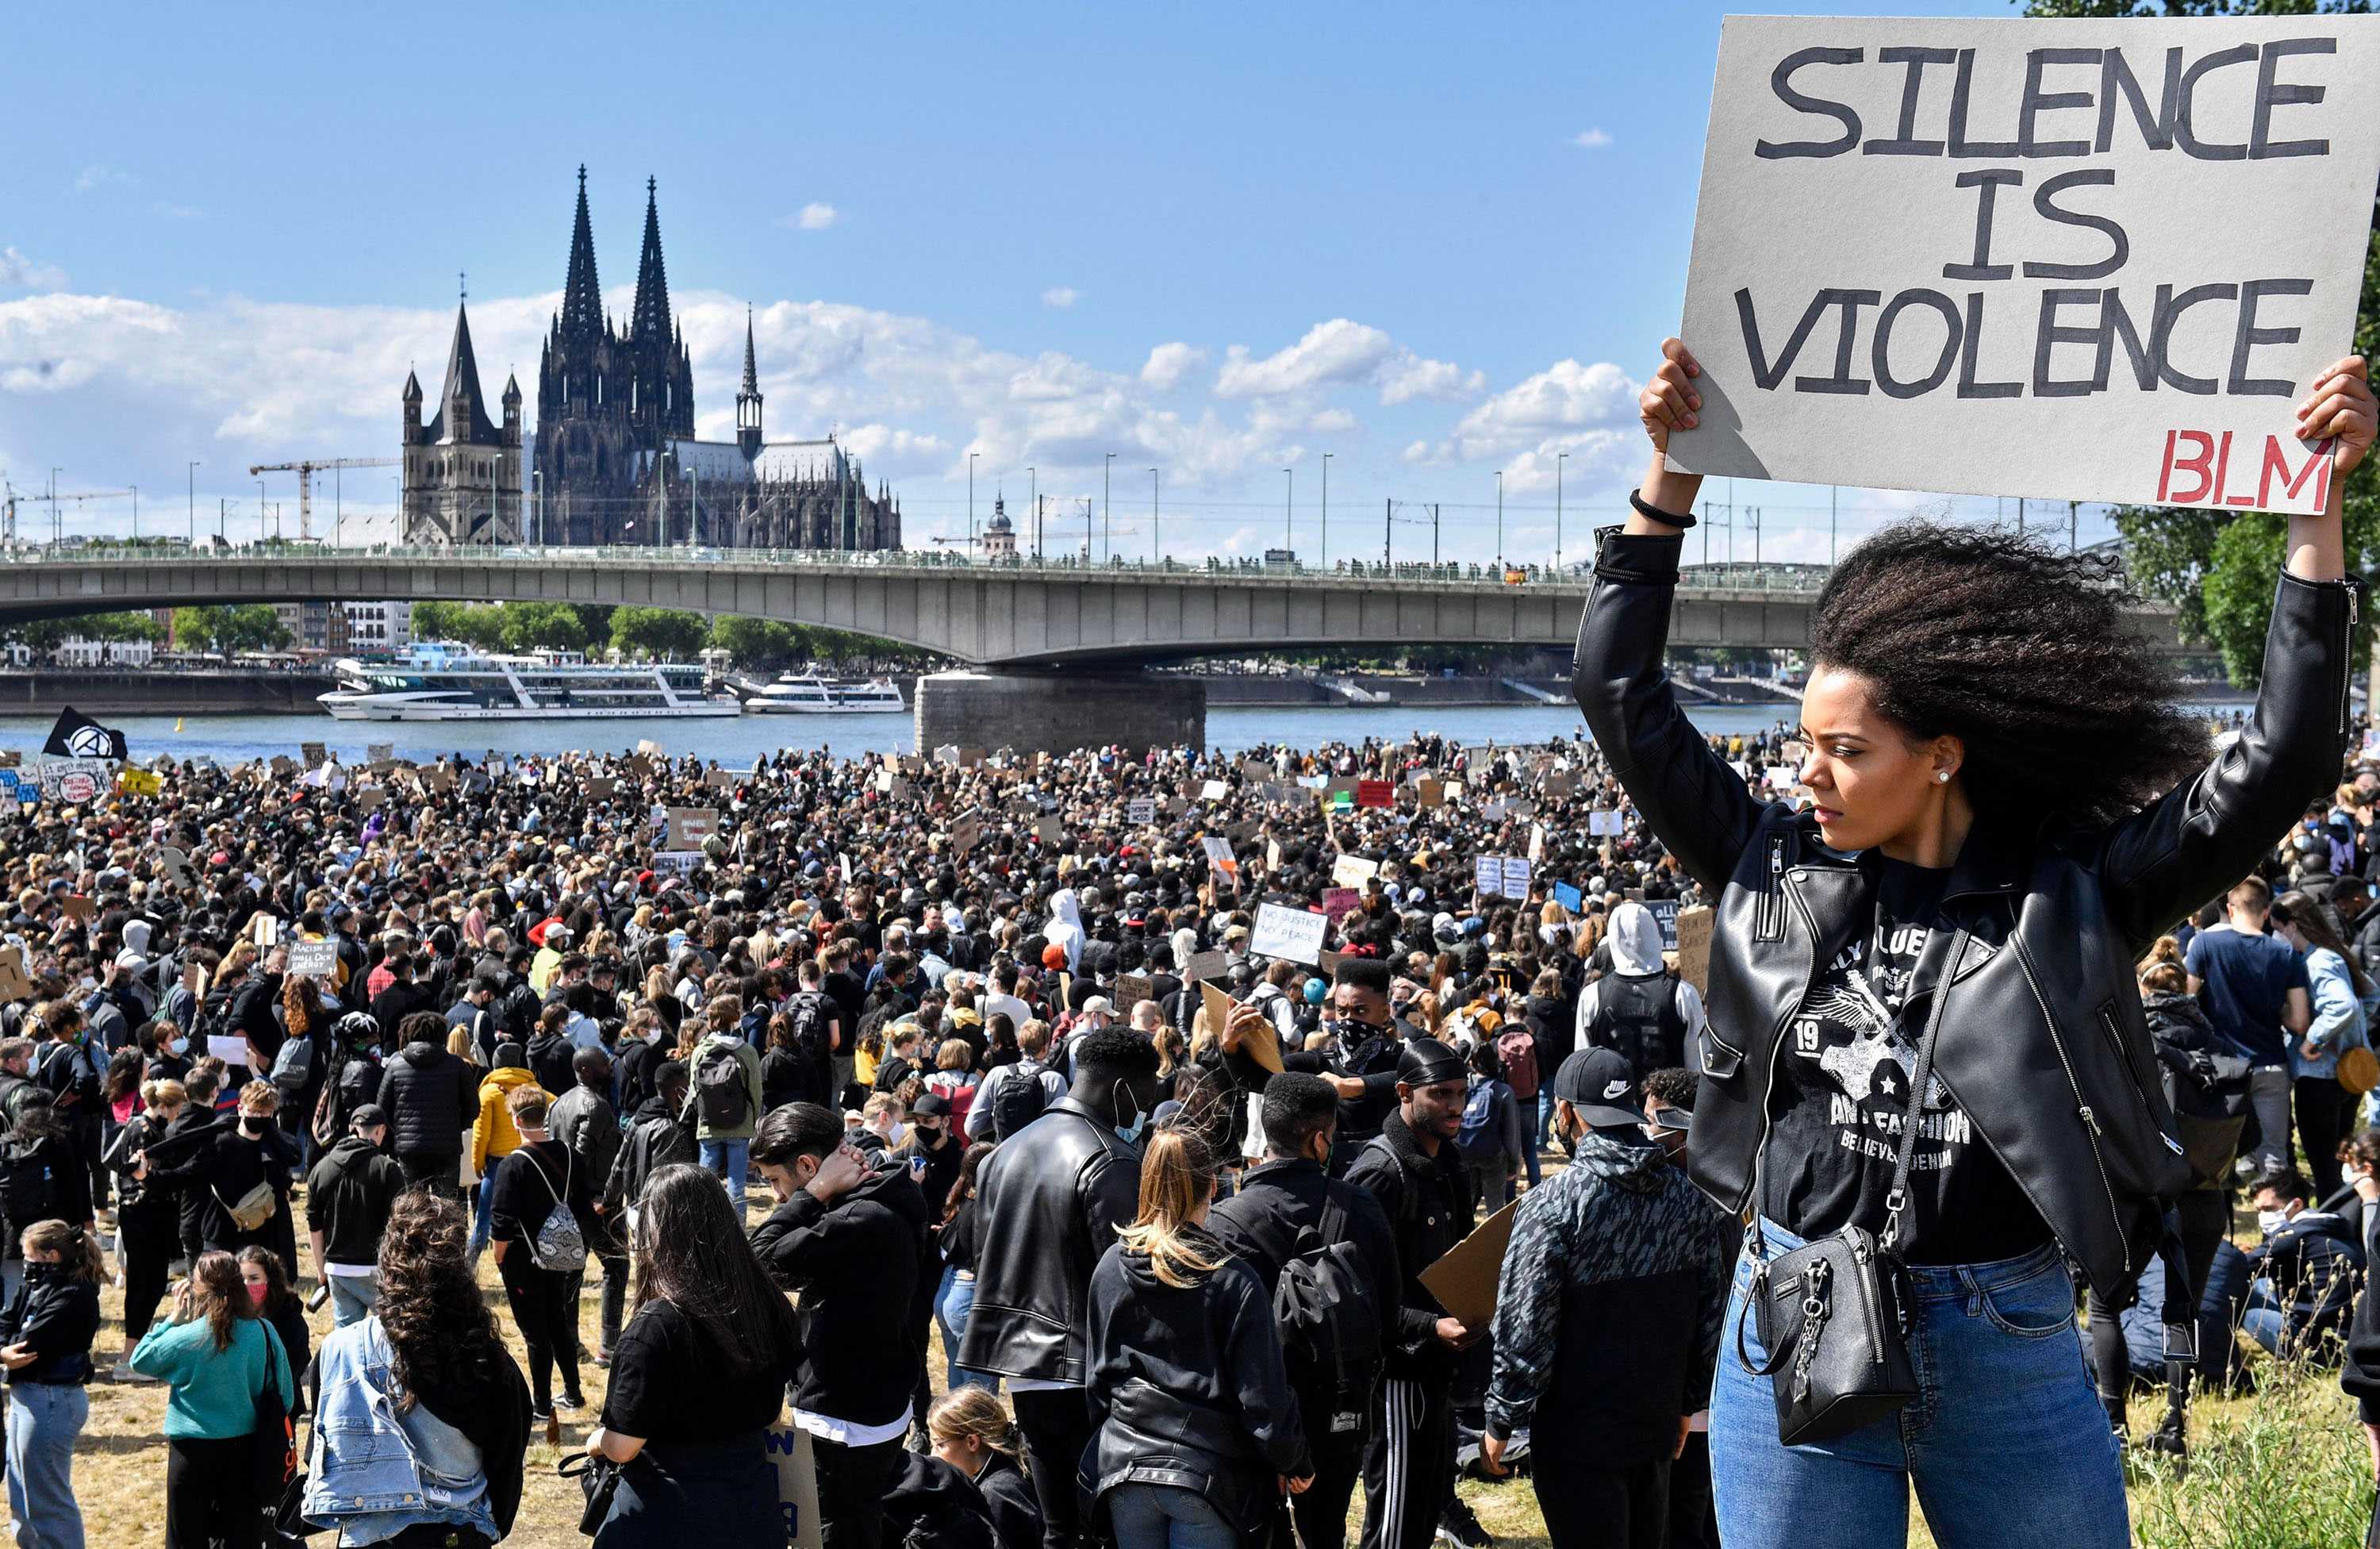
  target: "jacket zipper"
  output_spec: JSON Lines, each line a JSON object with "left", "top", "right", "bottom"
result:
{"left": 2006, "top": 928, "right": 2129, "bottom": 1272}
{"left": 1755, "top": 836, "right": 1787, "bottom": 941}
{"left": 2339, "top": 579, "right": 2361, "bottom": 740}
{"left": 1737, "top": 858, "right": 1818, "bottom": 1216}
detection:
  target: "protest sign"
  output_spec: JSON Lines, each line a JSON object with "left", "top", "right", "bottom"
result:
{"left": 1203, "top": 979, "right": 1283, "bottom": 1073}
{"left": 157, "top": 847, "right": 196, "bottom": 888}
{"left": 1201, "top": 836, "right": 1239, "bottom": 890}
{"left": 1356, "top": 778, "right": 1392, "bottom": 809}
{"left": 765, "top": 1423, "right": 826, "bottom": 1549}
{"left": 1201, "top": 778, "right": 1229, "bottom": 801}
{"left": 1588, "top": 809, "right": 1623, "bottom": 837}
{"left": 1035, "top": 815, "right": 1062, "bottom": 845}
{"left": 635, "top": 739, "right": 664, "bottom": 756}
{"left": 1418, "top": 1199, "right": 1521, "bottom": 1334}
{"left": 1647, "top": 897, "right": 1682, "bottom": 951}
{"left": 651, "top": 851, "right": 702, "bottom": 877}
{"left": 287, "top": 940, "right": 339, "bottom": 978}
{"left": 1250, "top": 902, "right": 1329, "bottom": 966}
{"left": 249, "top": 913, "right": 280, "bottom": 946}
{"left": 1475, "top": 855, "right": 1503, "bottom": 897}
{"left": 1115, "top": 974, "right": 1154, "bottom": 1012}
{"left": 707, "top": 768, "right": 740, "bottom": 790}
{"left": 1676, "top": 905, "right": 1717, "bottom": 996}
{"left": 367, "top": 743, "right": 393, "bottom": 764}
{"left": 207, "top": 1036, "right": 250, "bottom": 1068}
{"left": 1330, "top": 854, "right": 1379, "bottom": 890}
{"left": 1415, "top": 778, "right": 1445, "bottom": 809}
{"left": 300, "top": 741, "right": 328, "bottom": 770}
{"left": 1553, "top": 881, "right": 1583, "bottom": 913}
{"left": 666, "top": 807, "right": 720, "bottom": 849}
{"left": 117, "top": 767, "right": 162, "bottom": 797}
{"left": 952, "top": 818, "right": 982, "bottom": 854}
{"left": 0, "top": 947, "right": 29, "bottom": 1004}
{"left": 1672, "top": 14, "right": 2380, "bottom": 513}
{"left": 1500, "top": 856, "right": 1533, "bottom": 899}
{"left": 1127, "top": 798, "right": 1157, "bottom": 826}
{"left": 1321, "top": 886, "right": 1363, "bottom": 921}
{"left": 59, "top": 894, "right": 93, "bottom": 922}
{"left": 1184, "top": 950, "right": 1233, "bottom": 985}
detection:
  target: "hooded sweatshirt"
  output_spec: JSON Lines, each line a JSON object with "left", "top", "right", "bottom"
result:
{"left": 471, "top": 1067, "right": 539, "bottom": 1174}
{"left": 1484, "top": 1128, "right": 1729, "bottom": 1461}
{"left": 1044, "top": 890, "right": 1085, "bottom": 974}
{"left": 749, "top": 1163, "right": 933, "bottom": 1430}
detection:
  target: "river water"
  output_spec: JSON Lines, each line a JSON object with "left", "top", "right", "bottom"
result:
{"left": 0, "top": 699, "right": 2253, "bottom": 766}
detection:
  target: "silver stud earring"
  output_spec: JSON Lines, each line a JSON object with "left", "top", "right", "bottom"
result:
{"left": 1935, "top": 771, "right": 1950, "bottom": 783}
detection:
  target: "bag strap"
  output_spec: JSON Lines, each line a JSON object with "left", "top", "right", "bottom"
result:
{"left": 1882, "top": 928, "right": 1970, "bottom": 1254}
{"left": 1316, "top": 1187, "right": 1351, "bottom": 1252}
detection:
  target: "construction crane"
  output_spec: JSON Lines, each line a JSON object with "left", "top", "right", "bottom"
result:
{"left": 247, "top": 458, "right": 399, "bottom": 542}
{"left": 36, "top": 486, "right": 137, "bottom": 546}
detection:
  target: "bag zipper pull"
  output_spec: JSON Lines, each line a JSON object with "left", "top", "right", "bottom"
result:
{"left": 2079, "top": 1105, "right": 2102, "bottom": 1137}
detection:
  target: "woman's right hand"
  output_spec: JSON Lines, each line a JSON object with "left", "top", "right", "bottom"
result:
{"left": 1639, "top": 338, "right": 1702, "bottom": 454}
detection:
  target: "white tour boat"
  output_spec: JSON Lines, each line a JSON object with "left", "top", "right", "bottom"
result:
{"left": 743, "top": 673, "right": 908, "bottom": 714}
{"left": 318, "top": 642, "right": 744, "bottom": 721}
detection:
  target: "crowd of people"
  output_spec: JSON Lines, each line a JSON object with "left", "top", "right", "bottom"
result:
{"left": 0, "top": 340, "right": 2361, "bottom": 1548}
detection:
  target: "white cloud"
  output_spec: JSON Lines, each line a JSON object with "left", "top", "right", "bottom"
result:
{"left": 1138, "top": 342, "right": 1206, "bottom": 392}
{"left": 0, "top": 248, "right": 67, "bottom": 290}
{"left": 1040, "top": 286, "right": 1078, "bottom": 309}
{"left": 1572, "top": 128, "right": 1613, "bottom": 149}
{"left": 73, "top": 165, "right": 130, "bottom": 193}
{"left": 1218, "top": 318, "right": 1481, "bottom": 406}
{"left": 779, "top": 203, "right": 839, "bottom": 231}
{"left": 1417, "top": 357, "right": 1643, "bottom": 489}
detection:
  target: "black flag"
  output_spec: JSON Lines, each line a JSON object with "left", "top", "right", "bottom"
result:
{"left": 42, "top": 707, "right": 128, "bottom": 762}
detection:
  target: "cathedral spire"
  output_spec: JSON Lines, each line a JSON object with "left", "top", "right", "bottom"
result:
{"left": 428, "top": 302, "right": 499, "bottom": 445}
{"left": 630, "top": 175, "right": 673, "bottom": 345}
{"left": 559, "top": 164, "right": 604, "bottom": 340}
{"left": 736, "top": 306, "right": 765, "bottom": 455}
{"left": 740, "top": 309, "right": 759, "bottom": 397}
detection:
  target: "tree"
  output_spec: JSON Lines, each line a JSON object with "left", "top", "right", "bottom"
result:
{"left": 610, "top": 606, "right": 708, "bottom": 660}
{"left": 2029, "top": 0, "right": 2380, "bottom": 688}
{"left": 173, "top": 605, "right": 290, "bottom": 655}
{"left": 705, "top": 615, "right": 801, "bottom": 664}
{"left": 500, "top": 602, "right": 588, "bottom": 654}
{"left": 409, "top": 601, "right": 509, "bottom": 653}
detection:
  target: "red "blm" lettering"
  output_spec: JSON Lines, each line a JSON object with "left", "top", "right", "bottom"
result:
{"left": 2157, "top": 429, "right": 2332, "bottom": 513}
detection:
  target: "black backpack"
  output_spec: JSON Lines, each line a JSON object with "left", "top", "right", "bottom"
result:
{"left": 2154, "top": 1032, "right": 2252, "bottom": 1193}
{"left": 788, "top": 992, "right": 834, "bottom": 1067}
{"left": 3, "top": 1138, "right": 67, "bottom": 1226}
{"left": 694, "top": 1044, "right": 752, "bottom": 1130}
{"left": 989, "top": 1061, "right": 1053, "bottom": 1141}
{"left": 1274, "top": 1191, "right": 1384, "bottom": 1438}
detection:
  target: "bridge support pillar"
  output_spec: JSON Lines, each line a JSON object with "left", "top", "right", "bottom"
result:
{"left": 914, "top": 669, "right": 1204, "bottom": 755}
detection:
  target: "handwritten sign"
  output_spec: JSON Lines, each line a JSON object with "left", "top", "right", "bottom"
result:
{"left": 1249, "top": 903, "right": 1329, "bottom": 967}
{"left": 666, "top": 807, "right": 720, "bottom": 849}
{"left": 1128, "top": 798, "right": 1157, "bottom": 826}
{"left": 1330, "top": 854, "right": 1379, "bottom": 890}
{"left": 1672, "top": 14, "right": 2380, "bottom": 513}
{"left": 287, "top": 939, "right": 339, "bottom": 978}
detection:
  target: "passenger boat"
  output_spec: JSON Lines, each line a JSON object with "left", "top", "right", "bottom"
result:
{"left": 317, "top": 642, "right": 743, "bottom": 721}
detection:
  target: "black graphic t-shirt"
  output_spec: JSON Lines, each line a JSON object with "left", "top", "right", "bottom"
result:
{"left": 1760, "top": 857, "right": 2052, "bottom": 1266}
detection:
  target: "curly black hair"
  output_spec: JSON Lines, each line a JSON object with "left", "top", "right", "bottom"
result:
{"left": 1810, "top": 521, "right": 2208, "bottom": 832}
{"left": 374, "top": 1190, "right": 505, "bottom": 1413}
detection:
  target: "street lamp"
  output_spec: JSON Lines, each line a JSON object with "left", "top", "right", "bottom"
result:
{"left": 968, "top": 452, "right": 978, "bottom": 553}
{"left": 1282, "top": 467, "right": 1293, "bottom": 554}
{"left": 48, "top": 468, "right": 60, "bottom": 548}
{"left": 1556, "top": 452, "right": 1567, "bottom": 572}
{"left": 1149, "top": 468, "right": 1159, "bottom": 565}
{"left": 130, "top": 486, "right": 137, "bottom": 544}
{"left": 1321, "top": 452, "right": 1330, "bottom": 566}
{"left": 188, "top": 461, "right": 200, "bottom": 544}
{"left": 1104, "top": 452, "right": 1114, "bottom": 564}
{"left": 1495, "top": 471, "right": 1503, "bottom": 567}
{"left": 1026, "top": 466, "right": 1037, "bottom": 559}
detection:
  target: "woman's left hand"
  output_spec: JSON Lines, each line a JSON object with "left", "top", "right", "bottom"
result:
{"left": 0, "top": 1343, "right": 34, "bottom": 1370}
{"left": 2300, "top": 356, "right": 2374, "bottom": 478}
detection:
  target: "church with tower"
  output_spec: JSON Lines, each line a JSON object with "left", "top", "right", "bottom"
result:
{"left": 401, "top": 168, "right": 901, "bottom": 552}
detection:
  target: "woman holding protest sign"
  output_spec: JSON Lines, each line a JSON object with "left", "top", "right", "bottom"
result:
{"left": 1577, "top": 338, "right": 2371, "bottom": 1546}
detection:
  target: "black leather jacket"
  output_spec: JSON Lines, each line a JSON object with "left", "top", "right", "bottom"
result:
{"left": 1574, "top": 529, "right": 2355, "bottom": 1298}
{"left": 956, "top": 1097, "right": 1141, "bottom": 1384}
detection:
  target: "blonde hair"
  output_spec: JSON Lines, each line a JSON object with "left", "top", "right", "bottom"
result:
{"left": 238, "top": 1079, "right": 280, "bottom": 1117}
{"left": 1114, "top": 1128, "right": 1225, "bottom": 1290}
{"left": 143, "top": 1077, "right": 187, "bottom": 1112}
{"left": 928, "top": 1387, "right": 1023, "bottom": 1459}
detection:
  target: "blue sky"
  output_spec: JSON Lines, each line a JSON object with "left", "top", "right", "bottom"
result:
{"left": 3, "top": 0, "right": 2092, "bottom": 563}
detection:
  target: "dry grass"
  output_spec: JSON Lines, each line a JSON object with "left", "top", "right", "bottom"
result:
{"left": 65, "top": 1173, "right": 2363, "bottom": 1548}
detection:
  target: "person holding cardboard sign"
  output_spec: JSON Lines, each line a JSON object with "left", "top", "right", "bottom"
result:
{"left": 1578, "top": 334, "right": 2370, "bottom": 1547}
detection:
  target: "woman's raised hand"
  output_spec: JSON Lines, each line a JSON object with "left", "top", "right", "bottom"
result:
{"left": 1639, "top": 339, "right": 1702, "bottom": 455}
{"left": 2300, "top": 356, "right": 2374, "bottom": 479}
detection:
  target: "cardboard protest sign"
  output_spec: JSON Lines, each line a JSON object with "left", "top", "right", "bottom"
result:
{"left": 952, "top": 819, "right": 982, "bottom": 854}
{"left": 765, "top": 1423, "right": 826, "bottom": 1549}
{"left": 635, "top": 739, "right": 664, "bottom": 756}
{"left": 1184, "top": 950, "right": 1233, "bottom": 985}
{"left": 666, "top": 807, "right": 720, "bottom": 849}
{"left": 301, "top": 741, "right": 328, "bottom": 770}
{"left": 1418, "top": 1199, "right": 1521, "bottom": 1334}
{"left": 53, "top": 894, "right": 93, "bottom": 922}
{"left": 1127, "top": 798, "right": 1157, "bottom": 826}
{"left": 0, "top": 947, "right": 30, "bottom": 1004}
{"left": 707, "top": 769, "right": 740, "bottom": 790}
{"left": 1415, "top": 778, "right": 1445, "bottom": 809}
{"left": 1203, "top": 980, "right": 1282, "bottom": 1073}
{"left": 1114, "top": 974, "right": 1154, "bottom": 1013}
{"left": 248, "top": 913, "right": 280, "bottom": 946}
{"left": 1249, "top": 902, "right": 1329, "bottom": 967}
{"left": 157, "top": 847, "right": 196, "bottom": 889}
{"left": 1672, "top": 14, "right": 2380, "bottom": 513}
{"left": 1676, "top": 905, "right": 1717, "bottom": 996}
{"left": 1035, "top": 815, "right": 1063, "bottom": 845}
{"left": 367, "top": 743, "right": 393, "bottom": 764}
{"left": 287, "top": 940, "right": 339, "bottom": 978}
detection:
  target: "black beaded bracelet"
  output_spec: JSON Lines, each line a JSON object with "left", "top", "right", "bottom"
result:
{"left": 1630, "top": 490, "right": 1696, "bottom": 529}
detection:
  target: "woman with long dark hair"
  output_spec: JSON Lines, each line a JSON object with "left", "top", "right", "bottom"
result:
{"left": 587, "top": 1162, "right": 800, "bottom": 1547}
{"left": 2274, "top": 889, "right": 2374, "bottom": 1201}
{"left": 1580, "top": 338, "right": 2372, "bottom": 1546}
{"left": 236, "top": 1243, "right": 311, "bottom": 1406}
{"left": 301, "top": 1190, "right": 532, "bottom": 1548}
{"left": 937, "top": 1138, "right": 1000, "bottom": 1393}
{"left": 129, "top": 1248, "right": 294, "bottom": 1549}
{"left": 109, "top": 1077, "right": 186, "bottom": 1378}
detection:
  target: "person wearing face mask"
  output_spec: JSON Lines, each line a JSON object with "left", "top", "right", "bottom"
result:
{"left": 1639, "top": 1067, "right": 1730, "bottom": 1549}
{"left": 2240, "top": 1165, "right": 2365, "bottom": 1363}
{"left": 108, "top": 1077, "right": 188, "bottom": 1378}
{"left": 0, "top": 1219, "right": 103, "bottom": 1549}
{"left": 144, "top": 1079, "right": 301, "bottom": 1282}
{"left": 959, "top": 1026, "right": 1165, "bottom": 1549}
{"left": 1480, "top": 1048, "right": 1728, "bottom": 1549}
{"left": 749, "top": 1101, "right": 934, "bottom": 1549}
{"left": 1207, "top": 1065, "right": 1400, "bottom": 1549}
{"left": 235, "top": 1243, "right": 311, "bottom": 1406}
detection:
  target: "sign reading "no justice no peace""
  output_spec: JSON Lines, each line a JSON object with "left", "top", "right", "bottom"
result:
{"left": 1673, "top": 15, "right": 2380, "bottom": 513}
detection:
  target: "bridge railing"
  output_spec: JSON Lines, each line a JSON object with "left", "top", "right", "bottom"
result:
{"left": 0, "top": 540, "right": 1835, "bottom": 594}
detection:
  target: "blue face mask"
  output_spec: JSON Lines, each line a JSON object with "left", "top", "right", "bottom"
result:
{"left": 1111, "top": 1079, "right": 1147, "bottom": 1147}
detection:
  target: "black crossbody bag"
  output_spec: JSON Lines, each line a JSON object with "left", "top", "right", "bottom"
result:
{"left": 1736, "top": 928, "right": 1969, "bottom": 1447}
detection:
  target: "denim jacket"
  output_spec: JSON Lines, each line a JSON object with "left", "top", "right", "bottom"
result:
{"left": 301, "top": 1317, "right": 498, "bottom": 1543}
{"left": 2293, "top": 946, "right": 2369, "bottom": 1081}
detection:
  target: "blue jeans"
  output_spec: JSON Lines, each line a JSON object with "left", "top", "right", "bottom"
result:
{"left": 1107, "top": 1482, "right": 1238, "bottom": 1549}
{"left": 2242, "top": 1278, "right": 2287, "bottom": 1355}
{"left": 935, "top": 1264, "right": 997, "bottom": 1393}
{"left": 6, "top": 1381, "right": 88, "bottom": 1549}
{"left": 467, "top": 1168, "right": 501, "bottom": 1257}
{"left": 700, "top": 1138, "right": 750, "bottom": 1205}
{"left": 328, "top": 1271, "right": 378, "bottom": 1328}
{"left": 1521, "top": 1091, "right": 1544, "bottom": 1188}
{"left": 1712, "top": 1220, "right": 2128, "bottom": 1549}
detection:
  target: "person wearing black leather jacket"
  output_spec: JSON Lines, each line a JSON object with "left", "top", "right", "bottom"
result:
{"left": 374, "top": 1014, "right": 481, "bottom": 1198}
{"left": 1084, "top": 1126, "right": 1311, "bottom": 1546}
{"left": 957, "top": 1027, "right": 1165, "bottom": 1549}
{"left": 1580, "top": 339, "right": 2371, "bottom": 1549}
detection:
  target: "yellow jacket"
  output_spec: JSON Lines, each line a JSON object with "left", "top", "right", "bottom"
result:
{"left": 472, "top": 1065, "right": 539, "bottom": 1172}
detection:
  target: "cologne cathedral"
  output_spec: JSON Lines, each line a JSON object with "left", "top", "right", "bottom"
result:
{"left": 401, "top": 168, "right": 901, "bottom": 552}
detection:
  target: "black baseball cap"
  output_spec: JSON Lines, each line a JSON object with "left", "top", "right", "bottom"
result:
{"left": 1553, "top": 1047, "right": 1645, "bottom": 1130}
